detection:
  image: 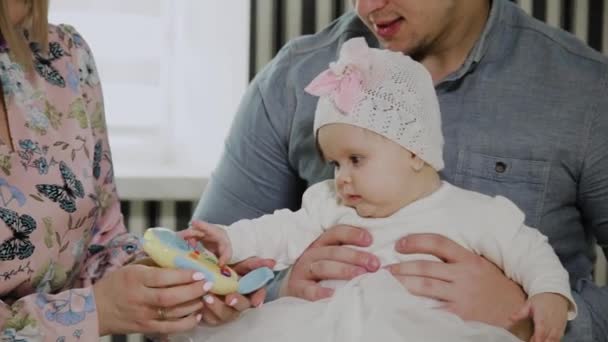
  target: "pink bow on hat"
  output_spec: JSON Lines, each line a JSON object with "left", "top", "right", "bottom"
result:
{"left": 305, "top": 38, "right": 371, "bottom": 114}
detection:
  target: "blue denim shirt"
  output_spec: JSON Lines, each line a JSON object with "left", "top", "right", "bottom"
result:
{"left": 193, "top": 0, "right": 608, "bottom": 340}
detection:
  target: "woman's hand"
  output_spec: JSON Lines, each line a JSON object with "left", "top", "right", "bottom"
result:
{"left": 282, "top": 225, "right": 380, "bottom": 301}
{"left": 93, "top": 263, "right": 211, "bottom": 336}
{"left": 385, "top": 233, "right": 532, "bottom": 340}
{"left": 198, "top": 257, "right": 275, "bottom": 326}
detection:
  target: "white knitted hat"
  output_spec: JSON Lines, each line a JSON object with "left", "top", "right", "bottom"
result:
{"left": 305, "top": 37, "right": 444, "bottom": 171}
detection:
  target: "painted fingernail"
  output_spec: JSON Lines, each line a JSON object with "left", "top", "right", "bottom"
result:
{"left": 203, "top": 295, "right": 214, "bottom": 304}
{"left": 192, "top": 272, "right": 205, "bottom": 281}
{"left": 196, "top": 314, "right": 202, "bottom": 322}
{"left": 400, "top": 238, "right": 408, "bottom": 248}
{"left": 228, "top": 298, "right": 238, "bottom": 306}
{"left": 203, "top": 282, "right": 213, "bottom": 292}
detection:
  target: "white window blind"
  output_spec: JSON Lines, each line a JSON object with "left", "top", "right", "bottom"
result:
{"left": 49, "top": 0, "right": 250, "bottom": 181}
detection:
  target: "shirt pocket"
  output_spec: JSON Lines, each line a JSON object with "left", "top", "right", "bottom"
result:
{"left": 454, "top": 150, "right": 550, "bottom": 228}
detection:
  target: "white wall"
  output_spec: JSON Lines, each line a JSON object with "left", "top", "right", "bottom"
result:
{"left": 50, "top": 0, "right": 250, "bottom": 181}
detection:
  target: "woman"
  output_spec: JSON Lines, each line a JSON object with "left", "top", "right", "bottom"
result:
{"left": 0, "top": 0, "right": 257, "bottom": 339}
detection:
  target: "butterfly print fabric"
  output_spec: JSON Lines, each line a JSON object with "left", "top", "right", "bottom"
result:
{"left": 0, "top": 24, "right": 144, "bottom": 340}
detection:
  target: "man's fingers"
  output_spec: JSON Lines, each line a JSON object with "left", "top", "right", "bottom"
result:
{"left": 309, "top": 260, "right": 367, "bottom": 280}
{"left": 384, "top": 260, "right": 456, "bottom": 282}
{"left": 392, "top": 275, "right": 453, "bottom": 302}
{"left": 310, "top": 225, "right": 372, "bottom": 248}
{"left": 395, "top": 234, "right": 474, "bottom": 263}
{"left": 301, "top": 245, "right": 379, "bottom": 274}
{"left": 301, "top": 284, "right": 335, "bottom": 301}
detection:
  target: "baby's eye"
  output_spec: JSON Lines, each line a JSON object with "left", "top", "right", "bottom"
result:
{"left": 349, "top": 156, "right": 361, "bottom": 165}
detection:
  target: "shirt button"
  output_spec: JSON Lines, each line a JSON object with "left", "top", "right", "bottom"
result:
{"left": 495, "top": 161, "right": 507, "bottom": 173}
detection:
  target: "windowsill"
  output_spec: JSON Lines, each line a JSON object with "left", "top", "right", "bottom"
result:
{"left": 115, "top": 166, "right": 208, "bottom": 201}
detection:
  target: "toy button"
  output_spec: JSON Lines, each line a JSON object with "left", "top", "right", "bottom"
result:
{"left": 220, "top": 267, "right": 232, "bottom": 277}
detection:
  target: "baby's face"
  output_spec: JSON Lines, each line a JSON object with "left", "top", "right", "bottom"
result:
{"left": 317, "top": 123, "right": 423, "bottom": 218}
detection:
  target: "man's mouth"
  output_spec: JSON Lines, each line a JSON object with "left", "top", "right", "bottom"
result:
{"left": 374, "top": 18, "right": 404, "bottom": 39}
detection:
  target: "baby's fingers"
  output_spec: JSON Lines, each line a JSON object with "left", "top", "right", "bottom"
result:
{"left": 531, "top": 313, "right": 549, "bottom": 342}
{"left": 218, "top": 253, "right": 229, "bottom": 267}
{"left": 177, "top": 228, "right": 206, "bottom": 240}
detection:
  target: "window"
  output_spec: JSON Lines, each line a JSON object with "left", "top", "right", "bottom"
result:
{"left": 49, "top": 1, "right": 250, "bottom": 181}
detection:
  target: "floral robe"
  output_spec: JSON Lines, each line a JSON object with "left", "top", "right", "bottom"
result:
{"left": 0, "top": 24, "right": 143, "bottom": 341}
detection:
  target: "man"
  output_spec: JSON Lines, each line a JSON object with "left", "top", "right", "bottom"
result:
{"left": 194, "top": 0, "right": 608, "bottom": 340}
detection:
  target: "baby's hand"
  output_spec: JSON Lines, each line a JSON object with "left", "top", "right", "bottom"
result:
{"left": 179, "top": 220, "right": 233, "bottom": 266}
{"left": 509, "top": 293, "right": 569, "bottom": 342}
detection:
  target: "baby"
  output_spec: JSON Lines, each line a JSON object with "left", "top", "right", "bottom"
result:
{"left": 180, "top": 38, "right": 576, "bottom": 342}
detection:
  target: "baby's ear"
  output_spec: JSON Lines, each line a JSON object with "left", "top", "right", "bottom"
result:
{"left": 410, "top": 153, "right": 425, "bottom": 172}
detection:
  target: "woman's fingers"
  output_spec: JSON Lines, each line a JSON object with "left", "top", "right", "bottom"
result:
{"left": 246, "top": 288, "right": 267, "bottom": 308}
{"left": 161, "top": 298, "right": 205, "bottom": 320}
{"left": 143, "top": 276, "right": 213, "bottom": 308}
{"left": 200, "top": 308, "right": 222, "bottom": 326}
{"left": 141, "top": 266, "right": 207, "bottom": 288}
{"left": 202, "top": 294, "right": 241, "bottom": 323}
{"left": 150, "top": 312, "right": 202, "bottom": 335}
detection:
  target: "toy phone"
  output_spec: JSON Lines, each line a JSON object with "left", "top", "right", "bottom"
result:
{"left": 142, "top": 227, "right": 274, "bottom": 295}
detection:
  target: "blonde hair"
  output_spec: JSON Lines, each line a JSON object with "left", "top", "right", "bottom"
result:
{"left": 0, "top": 0, "right": 49, "bottom": 71}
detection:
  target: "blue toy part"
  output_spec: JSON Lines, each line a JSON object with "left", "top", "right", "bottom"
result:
{"left": 238, "top": 267, "right": 275, "bottom": 295}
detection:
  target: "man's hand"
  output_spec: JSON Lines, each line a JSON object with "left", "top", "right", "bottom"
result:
{"left": 385, "top": 233, "right": 532, "bottom": 340}
{"left": 282, "top": 225, "right": 380, "bottom": 301}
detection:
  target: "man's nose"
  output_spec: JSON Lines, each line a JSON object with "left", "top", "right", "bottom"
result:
{"left": 355, "top": 0, "right": 389, "bottom": 15}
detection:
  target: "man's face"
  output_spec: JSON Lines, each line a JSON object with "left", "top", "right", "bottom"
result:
{"left": 354, "top": 0, "right": 458, "bottom": 55}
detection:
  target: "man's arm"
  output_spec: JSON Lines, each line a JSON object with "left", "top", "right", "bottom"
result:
{"left": 566, "top": 75, "right": 608, "bottom": 342}
{"left": 192, "top": 46, "right": 302, "bottom": 226}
